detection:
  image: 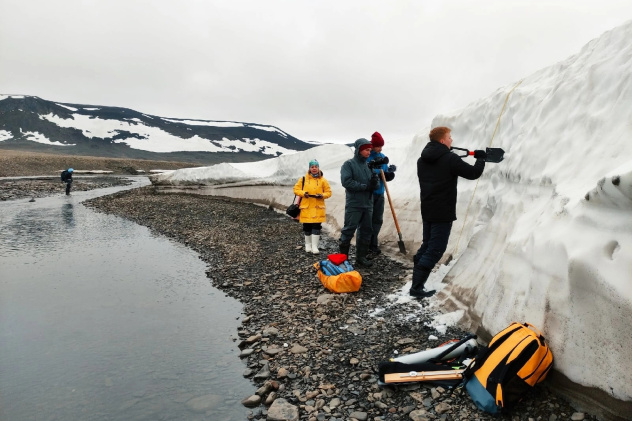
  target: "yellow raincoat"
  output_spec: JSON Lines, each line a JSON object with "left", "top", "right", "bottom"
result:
{"left": 293, "top": 171, "right": 332, "bottom": 223}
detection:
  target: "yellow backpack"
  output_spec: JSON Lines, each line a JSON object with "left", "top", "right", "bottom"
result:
{"left": 463, "top": 322, "right": 553, "bottom": 414}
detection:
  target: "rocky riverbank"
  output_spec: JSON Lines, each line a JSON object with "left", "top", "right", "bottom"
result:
{"left": 0, "top": 149, "right": 198, "bottom": 177}
{"left": 81, "top": 186, "right": 594, "bottom": 421}
{"left": 0, "top": 176, "right": 133, "bottom": 201}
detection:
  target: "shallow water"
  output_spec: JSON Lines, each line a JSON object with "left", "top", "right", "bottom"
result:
{"left": 0, "top": 179, "right": 252, "bottom": 420}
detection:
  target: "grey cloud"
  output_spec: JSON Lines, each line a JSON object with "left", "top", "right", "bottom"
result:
{"left": 2, "top": 0, "right": 631, "bottom": 143}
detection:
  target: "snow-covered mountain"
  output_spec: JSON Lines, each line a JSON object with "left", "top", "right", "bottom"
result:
{"left": 152, "top": 20, "right": 632, "bottom": 420}
{"left": 0, "top": 95, "right": 313, "bottom": 162}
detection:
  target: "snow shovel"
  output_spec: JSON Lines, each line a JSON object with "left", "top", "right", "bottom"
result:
{"left": 380, "top": 170, "right": 407, "bottom": 254}
{"left": 451, "top": 146, "right": 505, "bottom": 163}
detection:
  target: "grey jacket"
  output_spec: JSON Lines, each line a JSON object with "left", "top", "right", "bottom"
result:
{"left": 340, "top": 138, "right": 374, "bottom": 209}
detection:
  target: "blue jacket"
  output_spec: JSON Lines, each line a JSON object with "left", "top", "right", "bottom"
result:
{"left": 340, "top": 138, "right": 374, "bottom": 209}
{"left": 367, "top": 151, "right": 395, "bottom": 196}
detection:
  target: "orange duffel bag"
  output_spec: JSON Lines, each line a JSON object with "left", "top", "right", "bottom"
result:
{"left": 313, "top": 254, "right": 362, "bottom": 293}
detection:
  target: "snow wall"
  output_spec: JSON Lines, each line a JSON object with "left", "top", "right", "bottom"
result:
{"left": 152, "top": 21, "right": 632, "bottom": 420}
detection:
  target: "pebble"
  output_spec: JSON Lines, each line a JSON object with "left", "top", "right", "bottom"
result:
{"left": 267, "top": 398, "right": 299, "bottom": 421}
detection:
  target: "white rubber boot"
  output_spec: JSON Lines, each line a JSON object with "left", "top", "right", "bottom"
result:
{"left": 311, "top": 235, "right": 320, "bottom": 254}
{"left": 304, "top": 235, "right": 312, "bottom": 253}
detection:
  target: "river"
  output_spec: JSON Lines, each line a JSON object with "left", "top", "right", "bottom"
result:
{"left": 0, "top": 178, "right": 252, "bottom": 421}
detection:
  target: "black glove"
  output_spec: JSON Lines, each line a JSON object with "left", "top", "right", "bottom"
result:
{"left": 387, "top": 164, "right": 397, "bottom": 172}
{"left": 304, "top": 192, "right": 310, "bottom": 198}
{"left": 473, "top": 150, "right": 487, "bottom": 160}
{"left": 368, "top": 175, "right": 379, "bottom": 191}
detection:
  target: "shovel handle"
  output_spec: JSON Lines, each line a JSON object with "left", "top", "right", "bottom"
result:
{"left": 380, "top": 170, "right": 402, "bottom": 235}
{"left": 450, "top": 146, "right": 472, "bottom": 157}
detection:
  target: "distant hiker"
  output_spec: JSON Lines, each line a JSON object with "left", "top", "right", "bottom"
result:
{"left": 412, "top": 127, "right": 486, "bottom": 298}
{"left": 293, "top": 159, "right": 332, "bottom": 254}
{"left": 366, "top": 131, "right": 397, "bottom": 255}
{"left": 339, "top": 138, "right": 378, "bottom": 267}
{"left": 61, "top": 168, "right": 74, "bottom": 195}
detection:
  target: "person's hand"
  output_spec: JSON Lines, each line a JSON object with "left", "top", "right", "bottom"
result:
{"left": 368, "top": 176, "right": 379, "bottom": 191}
{"left": 304, "top": 192, "right": 310, "bottom": 198}
{"left": 387, "top": 164, "right": 397, "bottom": 172}
{"left": 474, "top": 150, "right": 487, "bottom": 160}
{"left": 315, "top": 193, "right": 323, "bottom": 198}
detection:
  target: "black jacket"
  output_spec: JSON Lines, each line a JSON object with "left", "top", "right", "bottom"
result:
{"left": 417, "top": 141, "right": 485, "bottom": 222}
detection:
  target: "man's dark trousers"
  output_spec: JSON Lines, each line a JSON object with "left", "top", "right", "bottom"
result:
{"left": 413, "top": 221, "right": 453, "bottom": 270}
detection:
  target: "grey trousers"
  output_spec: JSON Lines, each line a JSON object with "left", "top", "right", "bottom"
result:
{"left": 370, "top": 194, "right": 385, "bottom": 248}
{"left": 340, "top": 206, "right": 373, "bottom": 245}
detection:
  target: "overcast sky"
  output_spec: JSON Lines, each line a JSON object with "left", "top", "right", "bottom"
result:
{"left": 1, "top": 1, "right": 631, "bottom": 143}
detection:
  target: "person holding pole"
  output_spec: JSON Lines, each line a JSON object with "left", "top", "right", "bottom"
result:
{"left": 366, "top": 132, "right": 397, "bottom": 255}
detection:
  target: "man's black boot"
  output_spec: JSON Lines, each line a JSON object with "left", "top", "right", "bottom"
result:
{"left": 355, "top": 241, "right": 373, "bottom": 267}
{"left": 369, "top": 235, "right": 381, "bottom": 255}
{"left": 339, "top": 241, "right": 351, "bottom": 257}
{"left": 369, "top": 245, "right": 381, "bottom": 255}
{"left": 410, "top": 266, "right": 435, "bottom": 298}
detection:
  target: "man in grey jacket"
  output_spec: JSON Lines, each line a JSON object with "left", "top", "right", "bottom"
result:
{"left": 339, "top": 138, "right": 379, "bottom": 267}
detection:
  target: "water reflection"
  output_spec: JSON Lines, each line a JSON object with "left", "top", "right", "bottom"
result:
{"left": 0, "top": 181, "right": 251, "bottom": 421}
{"left": 61, "top": 203, "right": 75, "bottom": 227}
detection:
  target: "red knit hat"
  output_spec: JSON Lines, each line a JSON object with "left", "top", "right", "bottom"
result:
{"left": 359, "top": 143, "right": 372, "bottom": 152}
{"left": 371, "top": 131, "right": 385, "bottom": 147}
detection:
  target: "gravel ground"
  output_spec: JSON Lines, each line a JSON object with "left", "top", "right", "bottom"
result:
{"left": 0, "top": 176, "right": 133, "bottom": 201}
{"left": 79, "top": 186, "right": 594, "bottom": 421}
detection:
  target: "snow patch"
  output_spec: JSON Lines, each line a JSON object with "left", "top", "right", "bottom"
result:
{"left": 56, "top": 103, "right": 78, "bottom": 111}
{"left": 162, "top": 118, "right": 244, "bottom": 127}
{"left": 37, "top": 113, "right": 292, "bottom": 155}
{"left": 0, "top": 130, "right": 13, "bottom": 141}
{"left": 23, "top": 130, "right": 74, "bottom": 146}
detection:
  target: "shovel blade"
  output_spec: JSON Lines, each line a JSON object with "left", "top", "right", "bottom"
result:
{"left": 397, "top": 235, "right": 407, "bottom": 254}
{"left": 485, "top": 147, "right": 505, "bottom": 163}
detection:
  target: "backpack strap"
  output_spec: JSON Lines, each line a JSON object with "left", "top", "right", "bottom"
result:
{"left": 292, "top": 177, "right": 307, "bottom": 203}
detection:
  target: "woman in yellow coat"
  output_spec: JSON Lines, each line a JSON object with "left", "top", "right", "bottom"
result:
{"left": 293, "top": 159, "right": 332, "bottom": 254}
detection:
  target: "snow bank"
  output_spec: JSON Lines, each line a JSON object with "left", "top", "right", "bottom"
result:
{"left": 151, "top": 21, "right": 632, "bottom": 410}
{"left": 431, "top": 21, "right": 632, "bottom": 404}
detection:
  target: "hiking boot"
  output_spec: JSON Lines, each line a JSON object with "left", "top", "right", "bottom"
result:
{"left": 409, "top": 288, "right": 436, "bottom": 298}
{"left": 339, "top": 241, "right": 350, "bottom": 257}
{"left": 369, "top": 245, "right": 381, "bottom": 255}
{"left": 355, "top": 241, "right": 373, "bottom": 267}
{"left": 410, "top": 266, "right": 434, "bottom": 297}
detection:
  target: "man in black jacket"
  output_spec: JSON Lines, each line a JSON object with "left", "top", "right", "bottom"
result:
{"left": 411, "top": 127, "right": 486, "bottom": 298}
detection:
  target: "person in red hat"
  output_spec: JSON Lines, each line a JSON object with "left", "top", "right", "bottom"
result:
{"left": 366, "top": 131, "right": 397, "bottom": 255}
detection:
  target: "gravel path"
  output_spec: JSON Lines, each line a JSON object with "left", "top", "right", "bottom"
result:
{"left": 80, "top": 186, "right": 593, "bottom": 421}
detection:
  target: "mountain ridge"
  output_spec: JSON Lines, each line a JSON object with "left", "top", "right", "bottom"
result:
{"left": 0, "top": 95, "right": 313, "bottom": 164}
